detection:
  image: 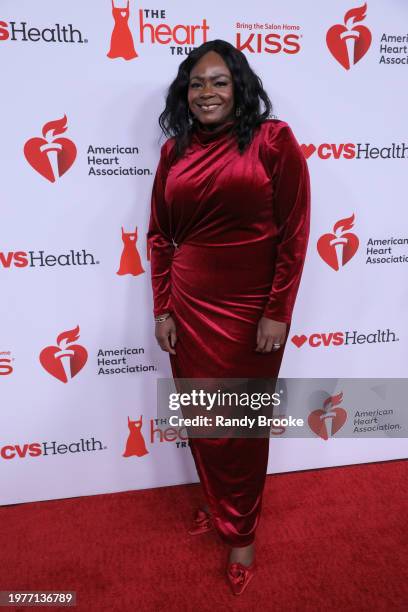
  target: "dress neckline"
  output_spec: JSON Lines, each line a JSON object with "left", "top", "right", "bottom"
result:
{"left": 192, "top": 118, "right": 236, "bottom": 145}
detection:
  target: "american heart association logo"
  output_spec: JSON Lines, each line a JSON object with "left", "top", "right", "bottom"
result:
{"left": 39, "top": 325, "right": 88, "bottom": 383}
{"left": 317, "top": 213, "right": 359, "bottom": 271}
{"left": 326, "top": 3, "right": 372, "bottom": 70}
{"left": 308, "top": 392, "right": 347, "bottom": 440}
{"left": 24, "top": 115, "right": 77, "bottom": 183}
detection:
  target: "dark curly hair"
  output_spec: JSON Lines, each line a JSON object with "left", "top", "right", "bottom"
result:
{"left": 158, "top": 39, "right": 273, "bottom": 157}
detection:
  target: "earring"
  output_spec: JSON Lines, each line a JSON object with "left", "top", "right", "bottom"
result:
{"left": 188, "top": 109, "right": 195, "bottom": 124}
{"left": 235, "top": 107, "right": 242, "bottom": 117}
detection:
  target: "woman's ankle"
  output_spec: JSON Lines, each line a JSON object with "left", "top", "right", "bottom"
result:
{"left": 229, "top": 542, "right": 255, "bottom": 566}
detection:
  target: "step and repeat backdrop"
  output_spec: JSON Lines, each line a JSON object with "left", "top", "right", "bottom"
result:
{"left": 1, "top": 1, "right": 407, "bottom": 505}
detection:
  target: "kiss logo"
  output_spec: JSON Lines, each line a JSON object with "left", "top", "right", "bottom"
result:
{"left": 24, "top": 115, "right": 77, "bottom": 182}
{"left": 326, "top": 3, "right": 372, "bottom": 70}
{"left": 117, "top": 227, "right": 145, "bottom": 276}
{"left": 317, "top": 214, "right": 359, "bottom": 270}
{"left": 40, "top": 326, "right": 88, "bottom": 383}
{"left": 308, "top": 392, "right": 347, "bottom": 440}
{"left": 123, "top": 416, "right": 149, "bottom": 457}
{"left": 236, "top": 33, "right": 300, "bottom": 55}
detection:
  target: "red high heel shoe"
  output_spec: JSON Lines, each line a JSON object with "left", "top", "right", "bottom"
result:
{"left": 188, "top": 508, "right": 213, "bottom": 536}
{"left": 226, "top": 560, "right": 257, "bottom": 595}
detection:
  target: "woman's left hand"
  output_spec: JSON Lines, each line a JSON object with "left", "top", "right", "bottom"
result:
{"left": 255, "top": 317, "right": 287, "bottom": 353}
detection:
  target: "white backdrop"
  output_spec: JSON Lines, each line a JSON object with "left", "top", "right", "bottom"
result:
{"left": 1, "top": 0, "right": 407, "bottom": 506}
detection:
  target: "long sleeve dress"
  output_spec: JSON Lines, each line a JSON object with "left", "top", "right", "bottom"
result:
{"left": 147, "top": 118, "right": 310, "bottom": 547}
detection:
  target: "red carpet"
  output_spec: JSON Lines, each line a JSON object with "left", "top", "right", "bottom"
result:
{"left": 0, "top": 459, "right": 406, "bottom": 611}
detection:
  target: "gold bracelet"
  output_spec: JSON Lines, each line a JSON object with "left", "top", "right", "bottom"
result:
{"left": 154, "top": 313, "right": 171, "bottom": 323}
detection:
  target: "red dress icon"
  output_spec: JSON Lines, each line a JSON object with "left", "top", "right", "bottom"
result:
{"left": 123, "top": 416, "right": 149, "bottom": 457}
{"left": 117, "top": 227, "right": 145, "bottom": 276}
{"left": 107, "top": 0, "right": 138, "bottom": 60}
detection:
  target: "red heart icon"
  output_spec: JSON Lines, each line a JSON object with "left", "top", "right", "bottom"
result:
{"left": 308, "top": 408, "right": 347, "bottom": 440}
{"left": 317, "top": 232, "right": 359, "bottom": 271}
{"left": 326, "top": 24, "right": 372, "bottom": 70}
{"left": 300, "top": 144, "right": 316, "bottom": 160}
{"left": 291, "top": 334, "right": 307, "bottom": 348}
{"left": 24, "top": 137, "right": 77, "bottom": 183}
{"left": 39, "top": 344, "right": 88, "bottom": 383}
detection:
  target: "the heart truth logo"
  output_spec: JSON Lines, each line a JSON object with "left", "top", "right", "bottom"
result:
{"left": 123, "top": 417, "right": 190, "bottom": 454}
{"left": 107, "top": 0, "right": 138, "bottom": 60}
{"left": 123, "top": 416, "right": 149, "bottom": 457}
{"left": 317, "top": 213, "right": 359, "bottom": 271}
{"left": 106, "top": 4, "right": 209, "bottom": 60}
{"left": 326, "top": 3, "right": 372, "bottom": 70}
{"left": 308, "top": 392, "right": 347, "bottom": 440}
{"left": 39, "top": 326, "right": 88, "bottom": 383}
{"left": 117, "top": 227, "right": 145, "bottom": 276}
{"left": 24, "top": 115, "right": 77, "bottom": 183}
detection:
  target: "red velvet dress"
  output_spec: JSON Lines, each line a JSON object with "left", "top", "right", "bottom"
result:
{"left": 147, "top": 118, "right": 310, "bottom": 547}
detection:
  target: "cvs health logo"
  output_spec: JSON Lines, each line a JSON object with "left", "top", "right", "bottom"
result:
{"left": 308, "top": 392, "right": 347, "bottom": 440}
{"left": 0, "top": 19, "right": 86, "bottom": 44}
{"left": 1, "top": 437, "right": 105, "bottom": 460}
{"left": 0, "top": 248, "right": 97, "bottom": 269}
{"left": 39, "top": 326, "right": 88, "bottom": 383}
{"left": 0, "top": 352, "right": 13, "bottom": 376}
{"left": 327, "top": 3, "right": 372, "bottom": 70}
{"left": 317, "top": 214, "right": 359, "bottom": 271}
{"left": 24, "top": 115, "right": 77, "bottom": 182}
{"left": 301, "top": 143, "right": 355, "bottom": 160}
{"left": 0, "top": 443, "right": 42, "bottom": 460}
{"left": 291, "top": 328, "right": 397, "bottom": 349}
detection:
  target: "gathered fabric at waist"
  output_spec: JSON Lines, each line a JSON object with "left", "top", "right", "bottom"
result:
{"left": 170, "top": 239, "right": 278, "bottom": 302}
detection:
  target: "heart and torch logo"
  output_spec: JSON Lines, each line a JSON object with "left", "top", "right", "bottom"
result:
{"left": 24, "top": 115, "right": 77, "bottom": 183}
{"left": 326, "top": 3, "right": 372, "bottom": 70}
{"left": 308, "top": 392, "right": 347, "bottom": 440}
{"left": 317, "top": 214, "right": 359, "bottom": 271}
{"left": 39, "top": 326, "right": 88, "bottom": 383}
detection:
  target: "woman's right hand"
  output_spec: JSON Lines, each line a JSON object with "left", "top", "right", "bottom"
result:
{"left": 155, "top": 315, "right": 177, "bottom": 355}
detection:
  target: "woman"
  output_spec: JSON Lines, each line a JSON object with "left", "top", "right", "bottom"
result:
{"left": 147, "top": 39, "right": 310, "bottom": 595}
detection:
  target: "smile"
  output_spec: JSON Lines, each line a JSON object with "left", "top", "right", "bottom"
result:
{"left": 198, "top": 104, "right": 220, "bottom": 112}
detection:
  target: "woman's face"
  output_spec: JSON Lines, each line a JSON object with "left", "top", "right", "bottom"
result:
{"left": 188, "top": 51, "right": 235, "bottom": 129}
